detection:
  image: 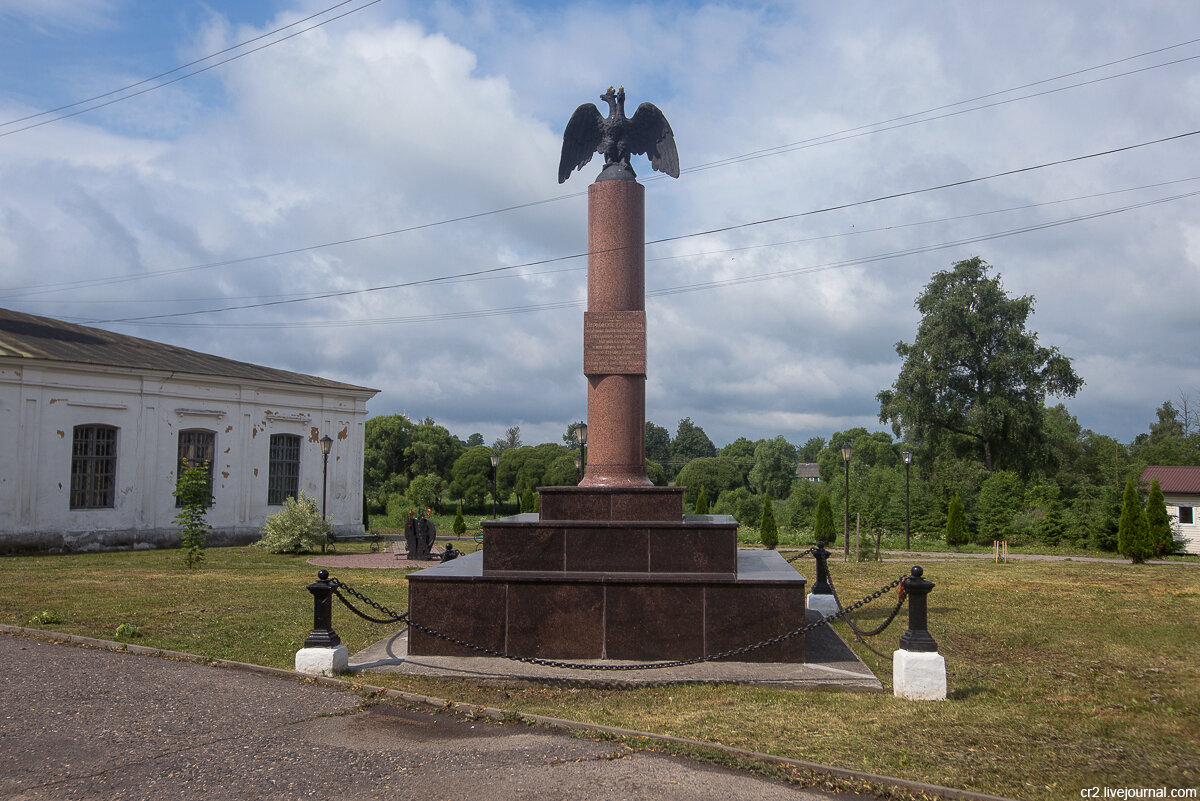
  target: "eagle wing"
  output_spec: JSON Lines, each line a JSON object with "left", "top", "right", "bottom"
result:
{"left": 558, "top": 103, "right": 605, "bottom": 183}
{"left": 628, "top": 102, "right": 680, "bottom": 179}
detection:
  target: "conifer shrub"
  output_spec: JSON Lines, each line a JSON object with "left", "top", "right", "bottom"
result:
{"left": 453, "top": 502, "right": 466, "bottom": 536}
{"left": 945, "top": 494, "right": 968, "bottom": 549}
{"left": 813, "top": 493, "right": 836, "bottom": 544}
{"left": 254, "top": 493, "right": 329, "bottom": 554}
{"left": 760, "top": 498, "right": 778, "bottom": 550}
{"left": 1117, "top": 478, "right": 1152, "bottom": 563}
{"left": 1145, "top": 479, "right": 1174, "bottom": 557}
{"left": 519, "top": 488, "right": 536, "bottom": 513}
{"left": 694, "top": 486, "right": 709, "bottom": 514}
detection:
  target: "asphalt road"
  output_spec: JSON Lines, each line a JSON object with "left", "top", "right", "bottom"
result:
{"left": 0, "top": 634, "right": 871, "bottom": 801}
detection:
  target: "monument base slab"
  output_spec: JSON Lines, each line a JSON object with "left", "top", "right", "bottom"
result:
{"left": 295, "top": 645, "right": 348, "bottom": 676}
{"left": 892, "top": 649, "right": 947, "bottom": 700}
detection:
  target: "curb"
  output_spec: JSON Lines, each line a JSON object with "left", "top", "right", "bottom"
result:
{"left": 1, "top": 623, "right": 1016, "bottom": 801}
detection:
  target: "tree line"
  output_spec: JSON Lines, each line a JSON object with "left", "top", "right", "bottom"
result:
{"left": 363, "top": 257, "right": 1199, "bottom": 554}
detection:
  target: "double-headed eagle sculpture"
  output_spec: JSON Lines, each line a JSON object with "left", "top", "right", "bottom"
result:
{"left": 558, "top": 86, "right": 680, "bottom": 183}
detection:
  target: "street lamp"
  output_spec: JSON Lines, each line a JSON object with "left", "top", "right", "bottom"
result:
{"left": 902, "top": 449, "right": 913, "bottom": 550}
{"left": 575, "top": 421, "right": 588, "bottom": 478}
{"left": 320, "top": 434, "right": 333, "bottom": 554}
{"left": 841, "top": 442, "right": 853, "bottom": 558}
{"left": 489, "top": 451, "right": 500, "bottom": 519}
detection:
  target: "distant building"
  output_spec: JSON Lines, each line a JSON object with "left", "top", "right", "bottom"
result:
{"left": 1140, "top": 465, "right": 1200, "bottom": 555}
{"left": 795, "top": 462, "right": 820, "bottom": 482}
{"left": 0, "top": 308, "right": 378, "bottom": 554}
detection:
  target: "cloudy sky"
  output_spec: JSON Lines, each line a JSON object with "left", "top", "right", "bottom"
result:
{"left": 1, "top": 0, "right": 1198, "bottom": 448}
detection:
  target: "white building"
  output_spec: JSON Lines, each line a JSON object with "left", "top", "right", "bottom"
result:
{"left": 1141, "top": 465, "right": 1200, "bottom": 555}
{"left": 0, "top": 308, "right": 378, "bottom": 554}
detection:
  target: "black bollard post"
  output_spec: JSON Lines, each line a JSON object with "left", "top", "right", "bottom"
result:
{"left": 811, "top": 541, "right": 833, "bottom": 595}
{"left": 304, "top": 569, "right": 341, "bottom": 649}
{"left": 898, "top": 565, "right": 938, "bottom": 653}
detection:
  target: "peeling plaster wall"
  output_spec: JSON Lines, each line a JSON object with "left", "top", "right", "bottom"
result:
{"left": 0, "top": 359, "right": 375, "bottom": 554}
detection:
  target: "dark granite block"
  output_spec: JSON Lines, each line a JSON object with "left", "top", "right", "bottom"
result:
{"left": 506, "top": 582, "right": 605, "bottom": 658}
{"left": 605, "top": 584, "right": 705, "bottom": 660}
{"left": 538, "top": 489, "right": 608, "bottom": 521}
{"left": 648, "top": 527, "right": 737, "bottom": 574}
{"left": 565, "top": 527, "right": 649, "bottom": 572}
{"left": 706, "top": 584, "right": 807, "bottom": 662}
{"left": 482, "top": 525, "right": 563, "bottom": 573}
{"left": 610, "top": 488, "right": 683, "bottom": 522}
{"left": 407, "top": 580, "right": 506, "bottom": 658}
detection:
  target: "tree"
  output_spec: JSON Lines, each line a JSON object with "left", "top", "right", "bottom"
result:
{"left": 1117, "top": 478, "right": 1152, "bottom": 564}
{"left": 466, "top": 432, "right": 485, "bottom": 447}
{"left": 1145, "top": 478, "right": 1174, "bottom": 558}
{"left": 946, "top": 494, "right": 967, "bottom": 549}
{"left": 748, "top": 436, "right": 799, "bottom": 500}
{"left": 405, "top": 473, "right": 442, "bottom": 512}
{"left": 449, "top": 445, "right": 494, "bottom": 509}
{"left": 670, "top": 417, "right": 717, "bottom": 472}
{"left": 406, "top": 421, "right": 463, "bottom": 484}
{"left": 173, "top": 461, "right": 212, "bottom": 568}
{"left": 813, "top": 492, "right": 836, "bottom": 544}
{"left": 363, "top": 414, "right": 414, "bottom": 510}
{"left": 452, "top": 502, "right": 466, "bottom": 535}
{"left": 877, "top": 257, "right": 1083, "bottom": 472}
{"left": 760, "top": 499, "right": 779, "bottom": 550}
{"left": 798, "top": 436, "right": 826, "bottom": 463}
{"left": 694, "top": 486, "right": 709, "bottom": 514}
{"left": 492, "top": 425, "right": 522, "bottom": 452}
{"left": 976, "top": 470, "right": 1023, "bottom": 542}
{"left": 713, "top": 487, "right": 761, "bottom": 527}
{"left": 645, "top": 421, "right": 671, "bottom": 465}
{"left": 720, "top": 437, "right": 757, "bottom": 484}
{"left": 674, "top": 457, "right": 744, "bottom": 510}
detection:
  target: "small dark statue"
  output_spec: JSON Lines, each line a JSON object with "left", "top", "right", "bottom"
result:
{"left": 404, "top": 510, "right": 437, "bottom": 560}
{"left": 558, "top": 86, "right": 679, "bottom": 183}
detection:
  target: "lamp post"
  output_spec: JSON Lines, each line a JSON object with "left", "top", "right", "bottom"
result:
{"left": 841, "top": 442, "right": 853, "bottom": 558}
{"left": 575, "top": 421, "right": 588, "bottom": 479}
{"left": 902, "top": 449, "right": 913, "bottom": 550}
{"left": 489, "top": 452, "right": 500, "bottom": 519}
{"left": 320, "top": 434, "right": 333, "bottom": 554}
{"left": 574, "top": 456, "right": 582, "bottom": 483}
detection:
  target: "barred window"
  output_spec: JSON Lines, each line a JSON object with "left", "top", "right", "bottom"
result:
{"left": 268, "top": 433, "right": 301, "bottom": 505}
{"left": 177, "top": 429, "right": 215, "bottom": 507}
{"left": 71, "top": 425, "right": 117, "bottom": 509}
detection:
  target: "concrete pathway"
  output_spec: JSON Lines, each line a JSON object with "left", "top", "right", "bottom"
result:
{"left": 0, "top": 633, "right": 873, "bottom": 801}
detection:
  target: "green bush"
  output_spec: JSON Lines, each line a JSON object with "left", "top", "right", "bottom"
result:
{"left": 173, "top": 461, "right": 212, "bottom": 568}
{"left": 694, "top": 486, "right": 709, "bottom": 514}
{"left": 1117, "top": 478, "right": 1152, "bottom": 564}
{"left": 1145, "top": 479, "right": 1174, "bottom": 557}
{"left": 760, "top": 498, "right": 778, "bottom": 550}
{"left": 519, "top": 487, "right": 536, "bottom": 513}
{"left": 813, "top": 492, "right": 836, "bottom": 544}
{"left": 253, "top": 493, "right": 329, "bottom": 554}
{"left": 453, "top": 502, "right": 466, "bottom": 535}
{"left": 946, "top": 494, "right": 968, "bottom": 549}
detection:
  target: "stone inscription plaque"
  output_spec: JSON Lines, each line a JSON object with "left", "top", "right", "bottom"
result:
{"left": 584, "top": 310, "right": 646, "bottom": 375}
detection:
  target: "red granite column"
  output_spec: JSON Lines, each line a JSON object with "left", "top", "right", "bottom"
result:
{"left": 580, "top": 178, "right": 651, "bottom": 487}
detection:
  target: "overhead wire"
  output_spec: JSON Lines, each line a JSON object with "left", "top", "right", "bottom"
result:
{"left": 0, "top": 0, "right": 382, "bottom": 139}
{"left": 80, "top": 127, "right": 1200, "bottom": 324}
{"left": 3, "top": 34, "right": 1198, "bottom": 296}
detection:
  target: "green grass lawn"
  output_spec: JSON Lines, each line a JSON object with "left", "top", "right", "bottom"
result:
{"left": 1, "top": 545, "right": 1197, "bottom": 800}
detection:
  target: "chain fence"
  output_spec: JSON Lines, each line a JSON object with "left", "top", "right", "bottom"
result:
{"left": 324, "top": 564, "right": 909, "bottom": 672}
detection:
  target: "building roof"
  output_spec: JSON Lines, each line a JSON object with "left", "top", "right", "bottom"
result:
{"left": 795, "top": 462, "right": 820, "bottom": 479}
{"left": 1141, "top": 465, "right": 1200, "bottom": 495}
{"left": 0, "top": 307, "right": 377, "bottom": 395}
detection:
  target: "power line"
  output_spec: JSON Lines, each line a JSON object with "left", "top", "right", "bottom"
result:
{"left": 96, "top": 189, "right": 1200, "bottom": 329}
{"left": 80, "top": 126, "right": 1200, "bottom": 324}
{"left": 0, "top": 0, "right": 381, "bottom": 139}
{"left": 20, "top": 174, "right": 1200, "bottom": 306}
{"left": 4, "top": 34, "right": 1197, "bottom": 296}
{"left": 0, "top": 0, "right": 365, "bottom": 129}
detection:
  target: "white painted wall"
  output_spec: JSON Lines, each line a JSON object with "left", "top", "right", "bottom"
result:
{"left": 1164, "top": 493, "right": 1200, "bottom": 555}
{"left": 0, "top": 358, "right": 374, "bottom": 553}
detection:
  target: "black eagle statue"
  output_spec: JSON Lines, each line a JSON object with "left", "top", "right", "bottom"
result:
{"left": 558, "top": 86, "right": 680, "bottom": 183}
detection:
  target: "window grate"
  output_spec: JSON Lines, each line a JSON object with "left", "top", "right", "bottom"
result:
{"left": 70, "top": 425, "right": 117, "bottom": 509}
{"left": 268, "top": 433, "right": 301, "bottom": 505}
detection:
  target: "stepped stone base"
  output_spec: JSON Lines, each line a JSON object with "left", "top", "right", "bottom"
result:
{"left": 406, "top": 486, "right": 807, "bottom": 663}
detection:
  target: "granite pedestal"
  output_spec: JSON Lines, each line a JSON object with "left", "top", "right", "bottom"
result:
{"left": 406, "top": 486, "right": 808, "bottom": 663}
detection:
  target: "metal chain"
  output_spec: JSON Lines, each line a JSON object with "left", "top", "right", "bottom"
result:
{"left": 324, "top": 572, "right": 907, "bottom": 671}
{"left": 829, "top": 576, "right": 907, "bottom": 638}
{"left": 330, "top": 579, "right": 407, "bottom": 624}
{"left": 786, "top": 546, "right": 818, "bottom": 563}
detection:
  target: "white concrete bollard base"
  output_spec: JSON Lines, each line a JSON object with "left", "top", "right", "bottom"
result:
{"left": 295, "top": 645, "right": 349, "bottom": 676}
{"left": 893, "top": 649, "right": 947, "bottom": 700}
{"left": 807, "top": 593, "right": 839, "bottom": 619}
